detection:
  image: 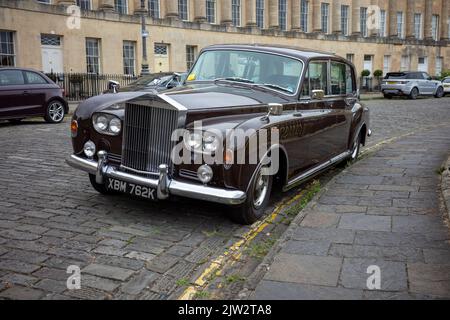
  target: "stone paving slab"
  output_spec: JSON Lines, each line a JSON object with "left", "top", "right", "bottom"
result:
{"left": 251, "top": 121, "right": 450, "bottom": 299}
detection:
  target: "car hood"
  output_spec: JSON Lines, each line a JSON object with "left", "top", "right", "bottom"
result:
{"left": 75, "top": 83, "right": 291, "bottom": 120}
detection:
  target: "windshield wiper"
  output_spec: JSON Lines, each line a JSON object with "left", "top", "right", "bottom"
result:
{"left": 214, "top": 77, "right": 255, "bottom": 84}
{"left": 260, "top": 83, "right": 293, "bottom": 94}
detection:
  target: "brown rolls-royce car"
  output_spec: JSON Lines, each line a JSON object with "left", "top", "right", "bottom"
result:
{"left": 0, "top": 67, "right": 68, "bottom": 123}
{"left": 67, "top": 44, "right": 370, "bottom": 224}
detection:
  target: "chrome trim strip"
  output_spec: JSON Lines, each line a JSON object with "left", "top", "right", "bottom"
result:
{"left": 66, "top": 154, "right": 246, "bottom": 205}
{"left": 283, "top": 150, "right": 351, "bottom": 191}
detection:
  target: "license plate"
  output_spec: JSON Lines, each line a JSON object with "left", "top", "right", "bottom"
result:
{"left": 387, "top": 81, "right": 397, "bottom": 85}
{"left": 107, "top": 178, "right": 156, "bottom": 200}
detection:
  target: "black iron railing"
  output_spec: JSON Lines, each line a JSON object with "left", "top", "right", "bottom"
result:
{"left": 45, "top": 73, "right": 138, "bottom": 101}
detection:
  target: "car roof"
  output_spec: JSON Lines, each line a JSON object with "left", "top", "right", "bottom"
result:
{"left": 202, "top": 44, "right": 339, "bottom": 61}
{"left": 0, "top": 66, "right": 46, "bottom": 73}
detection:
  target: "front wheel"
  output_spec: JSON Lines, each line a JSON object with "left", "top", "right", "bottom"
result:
{"left": 230, "top": 164, "right": 273, "bottom": 225}
{"left": 383, "top": 94, "right": 393, "bottom": 99}
{"left": 434, "top": 86, "right": 444, "bottom": 98}
{"left": 44, "top": 100, "right": 66, "bottom": 123}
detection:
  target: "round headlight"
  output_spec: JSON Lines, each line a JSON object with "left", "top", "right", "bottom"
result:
{"left": 203, "top": 132, "right": 219, "bottom": 153}
{"left": 83, "top": 140, "right": 96, "bottom": 158}
{"left": 197, "top": 165, "right": 213, "bottom": 184}
{"left": 109, "top": 118, "right": 121, "bottom": 134}
{"left": 96, "top": 115, "right": 109, "bottom": 131}
{"left": 185, "top": 132, "right": 202, "bottom": 150}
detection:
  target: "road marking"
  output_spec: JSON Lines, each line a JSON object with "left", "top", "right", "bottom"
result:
{"left": 178, "top": 189, "right": 308, "bottom": 300}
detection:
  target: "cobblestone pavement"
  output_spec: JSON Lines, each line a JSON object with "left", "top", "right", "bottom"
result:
{"left": 251, "top": 99, "right": 450, "bottom": 300}
{"left": 0, "top": 97, "right": 449, "bottom": 300}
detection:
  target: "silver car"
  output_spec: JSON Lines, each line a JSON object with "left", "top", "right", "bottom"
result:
{"left": 442, "top": 77, "right": 450, "bottom": 96}
{"left": 381, "top": 71, "right": 445, "bottom": 99}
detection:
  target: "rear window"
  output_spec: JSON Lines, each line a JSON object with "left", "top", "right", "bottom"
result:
{"left": 385, "top": 73, "right": 407, "bottom": 79}
{"left": 0, "top": 70, "right": 25, "bottom": 86}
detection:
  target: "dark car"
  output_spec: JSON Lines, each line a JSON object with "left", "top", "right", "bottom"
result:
{"left": 67, "top": 44, "right": 370, "bottom": 224}
{"left": 104, "top": 72, "right": 187, "bottom": 94}
{"left": 0, "top": 67, "right": 68, "bottom": 123}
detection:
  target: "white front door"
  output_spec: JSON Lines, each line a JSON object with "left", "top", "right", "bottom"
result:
{"left": 418, "top": 57, "right": 428, "bottom": 72}
{"left": 154, "top": 44, "right": 170, "bottom": 73}
{"left": 363, "top": 55, "right": 373, "bottom": 74}
{"left": 41, "top": 46, "right": 63, "bottom": 73}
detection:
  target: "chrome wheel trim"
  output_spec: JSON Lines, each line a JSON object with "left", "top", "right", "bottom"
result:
{"left": 351, "top": 139, "right": 359, "bottom": 159}
{"left": 48, "top": 102, "right": 64, "bottom": 122}
{"left": 253, "top": 167, "right": 269, "bottom": 209}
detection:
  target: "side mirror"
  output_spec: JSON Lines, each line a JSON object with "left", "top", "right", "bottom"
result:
{"left": 261, "top": 103, "right": 283, "bottom": 122}
{"left": 108, "top": 80, "right": 120, "bottom": 93}
{"left": 311, "top": 89, "right": 325, "bottom": 100}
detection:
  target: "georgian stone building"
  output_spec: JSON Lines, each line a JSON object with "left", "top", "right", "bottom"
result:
{"left": 0, "top": 0, "right": 449, "bottom": 78}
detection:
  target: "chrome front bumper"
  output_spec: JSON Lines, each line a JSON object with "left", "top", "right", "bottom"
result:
{"left": 66, "top": 153, "right": 246, "bottom": 205}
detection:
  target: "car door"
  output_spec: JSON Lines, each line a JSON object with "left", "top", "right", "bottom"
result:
{"left": 0, "top": 69, "right": 28, "bottom": 119}
{"left": 422, "top": 72, "right": 435, "bottom": 94}
{"left": 23, "top": 71, "right": 49, "bottom": 115}
{"left": 284, "top": 59, "right": 344, "bottom": 177}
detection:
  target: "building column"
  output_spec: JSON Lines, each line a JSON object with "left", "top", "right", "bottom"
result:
{"left": 133, "top": 0, "right": 147, "bottom": 14}
{"left": 220, "top": 0, "right": 232, "bottom": 25}
{"left": 268, "top": 0, "right": 279, "bottom": 29}
{"left": 388, "top": 0, "right": 397, "bottom": 38}
{"left": 351, "top": 0, "right": 361, "bottom": 36}
{"left": 291, "top": 0, "right": 301, "bottom": 30}
{"left": 312, "top": 0, "right": 322, "bottom": 32}
{"left": 440, "top": 0, "right": 449, "bottom": 40}
{"left": 424, "top": 0, "right": 433, "bottom": 40}
{"left": 405, "top": 0, "right": 415, "bottom": 39}
{"left": 194, "top": 0, "right": 206, "bottom": 22}
{"left": 245, "top": 0, "right": 257, "bottom": 26}
{"left": 165, "top": 0, "right": 179, "bottom": 18}
{"left": 332, "top": 0, "right": 341, "bottom": 34}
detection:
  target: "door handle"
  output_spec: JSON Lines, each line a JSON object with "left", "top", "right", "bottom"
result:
{"left": 22, "top": 91, "right": 29, "bottom": 95}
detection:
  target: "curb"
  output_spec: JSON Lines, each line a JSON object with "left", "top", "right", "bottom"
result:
{"left": 440, "top": 156, "right": 450, "bottom": 222}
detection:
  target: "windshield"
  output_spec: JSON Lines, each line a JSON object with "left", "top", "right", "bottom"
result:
{"left": 443, "top": 78, "right": 450, "bottom": 83}
{"left": 187, "top": 50, "right": 303, "bottom": 94}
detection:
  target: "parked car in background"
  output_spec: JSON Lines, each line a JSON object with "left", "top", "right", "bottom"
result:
{"left": 103, "top": 72, "right": 187, "bottom": 94}
{"left": 381, "top": 71, "right": 444, "bottom": 99}
{"left": 0, "top": 67, "right": 68, "bottom": 123}
{"left": 67, "top": 44, "right": 370, "bottom": 224}
{"left": 442, "top": 77, "right": 450, "bottom": 96}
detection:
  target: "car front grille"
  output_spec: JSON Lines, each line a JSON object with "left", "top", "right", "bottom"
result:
{"left": 121, "top": 103, "right": 179, "bottom": 175}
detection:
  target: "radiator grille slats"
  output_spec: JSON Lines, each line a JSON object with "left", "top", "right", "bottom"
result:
{"left": 122, "top": 103, "right": 179, "bottom": 174}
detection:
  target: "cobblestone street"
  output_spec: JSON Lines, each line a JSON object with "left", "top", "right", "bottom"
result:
{"left": 0, "top": 97, "right": 449, "bottom": 300}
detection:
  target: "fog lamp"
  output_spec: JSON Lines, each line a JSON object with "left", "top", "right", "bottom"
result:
{"left": 197, "top": 165, "right": 213, "bottom": 184}
{"left": 83, "top": 140, "right": 96, "bottom": 158}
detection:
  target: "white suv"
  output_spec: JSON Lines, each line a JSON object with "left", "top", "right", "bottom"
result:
{"left": 381, "top": 71, "right": 444, "bottom": 99}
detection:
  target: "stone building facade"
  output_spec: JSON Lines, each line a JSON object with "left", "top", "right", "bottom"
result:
{"left": 0, "top": 0, "right": 449, "bottom": 78}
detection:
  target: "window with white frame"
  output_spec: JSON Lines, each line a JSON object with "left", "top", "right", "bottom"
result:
{"left": 186, "top": 45, "right": 197, "bottom": 70}
{"left": 346, "top": 53, "right": 354, "bottom": 63}
{"left": 149, "top": 0, "right": 160, "bottom": 18}
{"left": 86, "top": 38, "right": 101, "bottom": 74}
{"left": 231, "top": 0, "right": 241, "bottom": 26}
{"left": 436, "top": 56, "right": 443, "bottom": 76}
{"left": 383, "top": 55, "right": 391, "bottom": 75}
{"left": 300, "top": 0, "right": 308, "bottom": 32}
{"left": 341, "top": 5, "right": 349, "bottom": 36}
{"left": 123, "top": 41, "right": 135, "bottom": 75}
{"left": 397, "top": 12, "right": 404, "bottom": 38}
{"left": 400, "top": 55, "right": 409, "bottom": 71}
{"left": 414, "top": 13, "right": 422, "bottom": 39}
{"left": 76, "top": 0, "right": 91, "bottom": 10}
{"left": 256, "top": 0, "right": 265, "bottom": 29}
{"left": 114, "top": 0, "right": 127, "bottom": 14}
{"left": 379, "top": 10, "right": 386, "bottom": 37}
{"left": 206, "top": 0, "right": 216, "bottom": 24}
{"left": 178, "top": 0, "right": 189, "bottom": 21}
{"left": 279, "top": 0, "right": 287, "bottom": 31}
{"left": 360, "top": 7, "right": 368, "bottom": 37}
{"left": 431, "top": 15, "right": 439, "bottom": 41}
{"left": 0, "top": 31, "right": 15, "bottom": 66}
{"left": 321, "top": 3, "right": 329, "bottom": 34}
